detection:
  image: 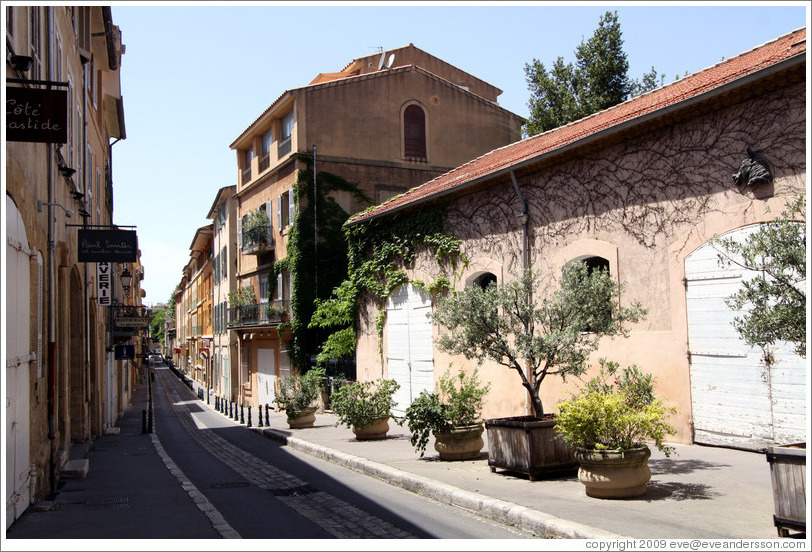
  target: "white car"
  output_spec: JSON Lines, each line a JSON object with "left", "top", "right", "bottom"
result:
{"left": 148, "top": 353, "right": 163, "bottom": 364}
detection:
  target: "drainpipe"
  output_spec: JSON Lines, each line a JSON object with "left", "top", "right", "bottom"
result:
{"left": 46, "top": 8, "right": 57, "bottom": 443}
{"left": 82, "top": 57, "right": 91, "bottom": 438}
{"left": 509, "top": 170, "right": 533, "bottom": 416}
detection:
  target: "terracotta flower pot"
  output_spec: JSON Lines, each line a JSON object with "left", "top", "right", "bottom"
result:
{"left": 574, "top": 445, "right": 652, "bottom": 498}
{"left": 433, "top": 422, "right": 485, "bottom": 461}
{"left": 287, "top": 406, "right": 317, "bottom": 429}
{"left": 352, "top": 417, "right": 390, "bottom": 441}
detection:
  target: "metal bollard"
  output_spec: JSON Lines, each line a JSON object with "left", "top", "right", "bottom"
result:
{"left": 257, "top": 405, "right": 263, "bottom": 427}
{"left": 240, "top": 404, "right": 245, "bottom": 424}
{"left": 247, "top": 405, "right": 252, "bottom": 428}
{"left": 215, "top": 396, "right": 219, "bottom": 410}
{"left": 265, "top": 404, "right": 270, "bottom": 426}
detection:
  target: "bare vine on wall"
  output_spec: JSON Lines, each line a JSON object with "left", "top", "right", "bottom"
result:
{"left": 446, "top": 82, "right": 805, "bottom": 260}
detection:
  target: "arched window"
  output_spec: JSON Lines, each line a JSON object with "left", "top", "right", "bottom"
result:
{"left": 572, "top": 256, "right": 612, "bottom": 333}
{"left": 403, "top": 104, "right": 426, "bottom": 159}
{"left": 473, "top": 272, "right": 497, "bottom": 290}
{"left": 583, "top": 256, "right": 610, "bottom": 276}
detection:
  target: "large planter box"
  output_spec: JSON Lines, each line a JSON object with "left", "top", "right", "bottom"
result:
{"left": 485, "top": 416, "right": 577, "bottom": 481}
{"left": 766, "top": 443, "right": 806, "bottom": 537}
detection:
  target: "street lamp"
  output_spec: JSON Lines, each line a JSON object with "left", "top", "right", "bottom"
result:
{"left": 120, "top": 267, "right": 133, "bottom": 298}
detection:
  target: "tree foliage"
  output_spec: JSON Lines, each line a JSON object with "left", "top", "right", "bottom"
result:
{"left": 150, "top": 307, "right": 166, "bottom": 345}
{"left": 431, "top": 262, "right": 647, "bottom": 417}
{"left": 524, "top": 10, "right": 661, "bottom": 136}
{"left": 712, "top": 195, "right": 806, "bottom": 358}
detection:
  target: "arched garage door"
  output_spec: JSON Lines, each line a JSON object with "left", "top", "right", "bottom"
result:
{"left": 685, "top": 224, "right": 805, "bottom": 450}
{"left": 386, "top": 284, "right": 434, "bottom": 415}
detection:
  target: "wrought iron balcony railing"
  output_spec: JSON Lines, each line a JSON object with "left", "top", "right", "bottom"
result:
{"left": 227, "top": 300, "right": 290, "bottom": 329}
{"left": 241, "top": 224, "right": 274, "bottom": 255}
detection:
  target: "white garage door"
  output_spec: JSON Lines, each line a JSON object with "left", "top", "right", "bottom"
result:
{"left": 685, "top": 224, "right": 806, "bottom": 450}
{"left": 386, "top": 284, "right": 435, "bottom": 415}
{"left": 6, "top": 197, "right": 32, "bottom": 527}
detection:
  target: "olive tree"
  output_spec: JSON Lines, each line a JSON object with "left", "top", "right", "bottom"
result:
{"left": 713, "top": 195, "right": 806, "bottom": 358}
{"left": 432, "top": 261, "right": 647, "bottom": 417}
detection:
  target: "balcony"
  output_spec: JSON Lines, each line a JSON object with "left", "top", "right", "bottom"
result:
{"left": 241, "top": 223, "right": 274, "bottom": 255}
{"left": 258, "top": 152, "right": 270, "bottom": 173}
{"left": 241, "top": 166, "right": 252, "bottom": 186}
{"left": 227, "top": 301, "right": 290, "bottom": 329}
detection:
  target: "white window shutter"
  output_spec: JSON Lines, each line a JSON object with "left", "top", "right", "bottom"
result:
{"left": 288, "top": 189, "right": 295, "bottom": 224}
{"left": 265, "top": 200, "right": 273, "bottom": 241}
{"left": 237, "top": 217, "right": 243, "bottom": 248}
{"left": 277, "top": 196, "right": 283, "bottom": 232}
{"left": 277, "top": 273, "right": 283, "bottom": 302}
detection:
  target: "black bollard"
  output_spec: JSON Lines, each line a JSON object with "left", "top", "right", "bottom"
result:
{"left": 257, "top": 405, "right": 263, "bottom": 427}
{"left": 215, "top": 396, "right": 219, "bottom": 410}
{"left": 229, "top": 401, "right": 234, "bottom": 419}
{"left": 247, "top": 405, "right": 252, "bottom": 428}
{"left": 240, "top": 404, "right": 245, "bottom": 424}
{"left": 265, "top": 404, "right": 270, "bottom": 426}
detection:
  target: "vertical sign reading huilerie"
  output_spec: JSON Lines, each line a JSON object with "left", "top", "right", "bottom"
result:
{"left": 6, "top": 87, "right": 68, "bottom": 143}
{"left": 97, "top": 262, "right": 111, "bottom": 306}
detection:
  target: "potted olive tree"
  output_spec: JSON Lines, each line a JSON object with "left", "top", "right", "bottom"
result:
{"left": 330, "top": 378, "right": 400, "bottom": 440}
{"left": 555, "top": 359, "right": 676, "bottom": 498}
{"left": 431, "top": 261, "right": 647, "bottom": 479}
{"left": 274, "top": 366, "right": 325, "bottom": 428}
{"left": 401, "top": 368, "right": 490, "bottom": 460}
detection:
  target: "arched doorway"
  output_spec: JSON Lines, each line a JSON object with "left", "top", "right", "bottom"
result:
{"left": 685, "top": 225, "right": 805, "bottom": 450}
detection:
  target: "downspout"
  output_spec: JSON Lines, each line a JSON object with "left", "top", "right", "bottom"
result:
{"left": 509, "top": 170, "right": 533, "bottom": 416}
{"left": 46, "top": 7, "right": 57, "bottom": 443}
{"left": 82, "top": 57, "right": 91, "bottom": 438}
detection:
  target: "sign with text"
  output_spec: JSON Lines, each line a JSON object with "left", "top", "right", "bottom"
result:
{"left": 97, "top": 262, "right": 112, "bottom": 306}
{"left": 78, "top": 229, "right": 138, "bottom": 262}
{"left": 6, "top": 87, "right": 68, "bottom": 143}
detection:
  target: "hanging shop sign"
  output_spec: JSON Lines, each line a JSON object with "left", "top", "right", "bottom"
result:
{"left": 114, "top": 313, "right": 150, "bottom": 328}
{"left": 97, "top": 261, "right": 112, "bottom": 306}
{"left": 6, "top": 87, "right": 68, "bottom": 143}
{"left": 78, "top": 229, "right": 138, "bottom": 262}
{"left": 114, "top": 344, "right": 135, "bottom": 360}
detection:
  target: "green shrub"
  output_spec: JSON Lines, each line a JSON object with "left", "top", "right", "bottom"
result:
{"left": 556, "top": 359, "right": 676, "bottom": 456}
{"left": 400, "top": 368, "right": 490, "bottom": 456}
{"left": 274, "top": 366, "right": 325, "bottom": 418}
{"left": 330, "top": 378, "right": 400, "bottom": 430}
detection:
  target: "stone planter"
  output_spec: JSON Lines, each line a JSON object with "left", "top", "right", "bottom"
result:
{"left": 574, "top": 445, "right": 652, "bottom": 498}
{"left": 286, "top": 406, "right": 317, "bottom": 429}
{"left": 486, "top": 416, "right": 576, "bottom": 480}
{"left": 352, "top": 417, "right": 390, "bottom": 441}
{"left": 433, "top": 422, "right": 485, "bottom": 461}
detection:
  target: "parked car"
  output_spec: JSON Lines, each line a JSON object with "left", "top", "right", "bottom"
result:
{"left": 148, "top": 353, "right": 163, "bottom": 365}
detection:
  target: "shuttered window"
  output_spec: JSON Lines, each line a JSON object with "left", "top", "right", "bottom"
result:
{"left": 404, "top": 104, "right": 426, "bottom": 159}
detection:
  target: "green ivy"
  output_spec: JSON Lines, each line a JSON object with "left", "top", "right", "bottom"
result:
{"left": 310, "top": 205, "right": 466, "bottom": 360}
{"left": 276, "top": 160, "right": 370, "bottom": 371}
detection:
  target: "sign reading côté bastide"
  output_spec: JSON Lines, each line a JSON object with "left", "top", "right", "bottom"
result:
{"left": 6, "top": 87, "right": 68, "bottom": 143}
{"left": 78, "top": 229, "right": 138, "bottom": 263}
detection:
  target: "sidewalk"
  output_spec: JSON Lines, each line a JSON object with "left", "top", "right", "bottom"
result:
{"left": 240, "top": 404, "right": 782, "bottom": 540}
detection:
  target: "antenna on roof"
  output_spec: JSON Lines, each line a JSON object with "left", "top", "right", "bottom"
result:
{"left": 386, "top": 53, "right": 395, "bottom": 69}
{"left": 377, "top": 52, "right": 386, "bottom": 70}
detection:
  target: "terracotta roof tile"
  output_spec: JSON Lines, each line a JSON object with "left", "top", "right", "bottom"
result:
{"left": 349, "top": 27, "right": 806, "bottom": 225}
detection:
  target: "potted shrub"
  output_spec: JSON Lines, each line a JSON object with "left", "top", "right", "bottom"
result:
{"left": 401, "top": 368, "right": 490, "bottom": 460}
{"left": 274, "top": 366, "right": 325, "bottom": 428}
{"left": 330, "top": 378, "right": 400, "bottom": 440}
{"left": 432, "top": 262, "right": 647, "bottom": 479}
{"left": 555, "top": 359, "right": 676, "bottom": 498}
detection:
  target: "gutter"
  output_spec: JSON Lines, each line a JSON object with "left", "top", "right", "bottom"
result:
{"left": 346, "top": 52, "right": 805, "bottom": 228}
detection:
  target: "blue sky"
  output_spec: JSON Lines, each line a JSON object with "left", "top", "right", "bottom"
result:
{"left": 109, "top": 2, "right": 809, "bottom": 306}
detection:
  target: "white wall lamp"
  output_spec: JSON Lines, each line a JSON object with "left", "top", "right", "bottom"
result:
{"left": 37, "top": 200, "right": 73, "bottom": 218}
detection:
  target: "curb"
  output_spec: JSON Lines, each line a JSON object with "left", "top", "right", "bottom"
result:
{"left": 254, "top": 427, "right": 627, "bottom": 540}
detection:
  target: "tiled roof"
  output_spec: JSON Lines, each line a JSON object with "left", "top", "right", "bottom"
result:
{"left": 348, "top": 27, "right": 806, "bottom": 226}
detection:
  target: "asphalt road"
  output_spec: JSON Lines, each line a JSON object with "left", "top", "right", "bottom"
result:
{"left": 152, "top": 365, "right": 529, "bottom": 539}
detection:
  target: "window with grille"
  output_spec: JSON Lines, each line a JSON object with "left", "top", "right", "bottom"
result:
{"left": 404, "top": 104, "right": 426, "bottom": 159}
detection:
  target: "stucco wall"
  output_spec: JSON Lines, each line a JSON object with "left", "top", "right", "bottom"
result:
{"left": 355, "top": 76, "right": 806, "bottom": 444}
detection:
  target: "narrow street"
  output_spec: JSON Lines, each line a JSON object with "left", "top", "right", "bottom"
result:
{"left": 7, "top": 362, "right": 527, "bottom": 540}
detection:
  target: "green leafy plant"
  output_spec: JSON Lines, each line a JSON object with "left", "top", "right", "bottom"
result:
{"left": 432, "top": 262, "right": 647, "bottom": 417}
{"left": 274, "top": 366, "right": 326, "bottom": 418}
{"left": 330, "top": 378, "right": 400, "bottom": 430}
{"left": 400, "top": 368, "right": 490, "bottom": 456}
{"left": 711, "top": 195, "right": 806, "bottom": 358}
{"left": 228, "top": 284, "right": 256, "bottom": 308}
{"left": 245, "top": 209, "right": 270, "bottom": 230}
{"left": 555, "top": 359, "right": 676, "bottom": 456}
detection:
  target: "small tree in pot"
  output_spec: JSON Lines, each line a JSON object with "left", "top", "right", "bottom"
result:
{"left": 330, "top": 378, "right": 400, "bottom": 440}
{"left": 274, "top": 366, "right": 325, "bottom": 428}
{"left": 401, "top": 368, "right": 490, "bottom": 460}
{"left": 431, "top": 261, "right": 647, "bottom": 477}
{"left": 555, "top": 359, "right": 676, "bottom": 498}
